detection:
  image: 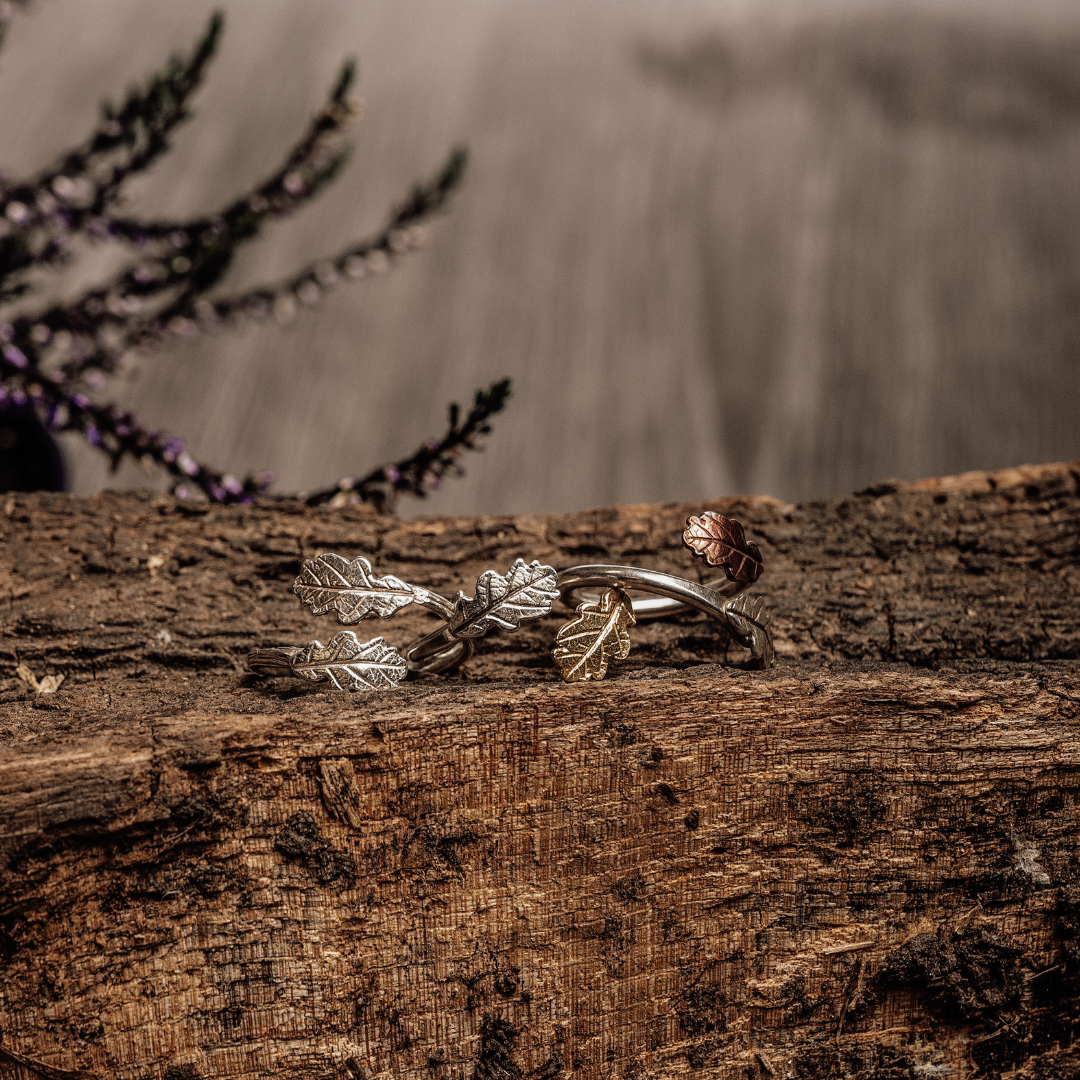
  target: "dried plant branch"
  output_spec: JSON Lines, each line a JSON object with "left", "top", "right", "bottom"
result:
{"left": 304, "top": 378, "right": 512, "bottom": 512}
{"left": 0, "top": 7, "right": 508, "bottom": 508}
{"left": 0, "top": 13, "right": 223, "bottom": 299}
{"left": 185, "top": 147, "right": 467, "bottom": 335}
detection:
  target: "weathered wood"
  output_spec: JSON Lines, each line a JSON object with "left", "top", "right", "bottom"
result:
{"left": 1, "top": 462, "right": 1079, "bottom": 1079}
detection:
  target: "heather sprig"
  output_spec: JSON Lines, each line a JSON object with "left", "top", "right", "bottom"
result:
{"left": 0, "top": 14, "right": 223, "bottom": 302}
{"left": 305, "top": 378, "right": 513, "bottom": 511}
{"left": 0, "top": 8, "right": 508, "bottom": 508}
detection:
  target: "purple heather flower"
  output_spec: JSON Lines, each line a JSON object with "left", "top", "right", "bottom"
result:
{"left": 0, "top": 323, "right": 12, "bottom": 342}
{"left": 11, "top": 389, "right": 26, "bottom": 406}
{"left": 71, "top": 394, "right": 90, "bottom": 410}
{"left": 52, "top": 176, "right": 77, "bottom": 200}
{"left": 85, "top": 424, "right": 101, "bottom": 447}
{"left": 115, "top": 422, "right": 130, "bottom": 437}
{"left": 4, "top": 201, "right": 30, "bottom": 225}
{"left": 44, "top": 405, "right": 61, "bottom": 429}
{"left": 427, "top": 439, "right": 442, "bottom": 451}
{"left": 85, "top": 371, "right": 106, "bottom": 391}
{"left": 169, "top": 317, "right": 197, "bottom": 338}
{"left": 222, "top": 474, "right": 244, "bottom": 496}
{"left": 177, "top": 452, "right": 199, "bottom": 476}
{"left": 209, "top": 482, "right": 226, "bottom": 502}
{"left": 2, "top": 345, "right": 27, "bottom": 369}
{"left": 162, "top": 436, "right": 185, "bottom": 463}
{"left": 386, "top": 466, "right": 402, "bottom": 483}
{"left": 174, "top": 486, "right": 190, "bottom": 500}
{"left": 283, "top": 172, "right": 305, "bottom": 196}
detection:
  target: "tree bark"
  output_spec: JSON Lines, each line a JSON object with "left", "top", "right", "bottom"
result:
{"left": 1, "top": 461, "right": 1078, "bottom": 1080}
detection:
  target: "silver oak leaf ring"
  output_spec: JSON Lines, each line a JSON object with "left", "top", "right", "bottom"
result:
{"left": 247, "top": 632, "right": 474, "bottom": 690}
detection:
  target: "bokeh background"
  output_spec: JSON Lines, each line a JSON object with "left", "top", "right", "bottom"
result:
{"left": 1, "top": 0, "right": 1078, "bottom": 515}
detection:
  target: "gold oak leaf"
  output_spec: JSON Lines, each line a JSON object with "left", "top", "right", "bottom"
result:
{"left": 552, "top": 587, "right": 636, "bottom": 683}
{"left": 682, "top": 512, "right": 764, "bottom": 582}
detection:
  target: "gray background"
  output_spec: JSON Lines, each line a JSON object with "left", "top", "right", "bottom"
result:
{"left": 2, "top": 0, "right": 1078, "bottom": 514}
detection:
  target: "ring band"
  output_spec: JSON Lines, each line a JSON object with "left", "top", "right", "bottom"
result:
{"left": 557, "top": 564, "right": 741, "bottom": 624}
{"left": 555, "top": 563, "right": 774, "bottom": 672}
{"left": 560, "top": 574, "right": 747, "bottom": 620}
{"left": 246, "top": 640, "right": 474, "bottom": 678}
{"left": 247, "top": 631, "right": 473, "bottom": 691}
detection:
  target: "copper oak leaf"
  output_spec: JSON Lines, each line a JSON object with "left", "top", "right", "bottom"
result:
{"left": 552, "top": 587, "right": 636, "bottom": 683}
{"left": 291, "top": 632, "right": 407, "bottom": 692}
{"left": 447, "top": 559, "right": 559, "bottom": 638}
{"left": 682, "top": 512, "right": 764, "bottom": 582}
{"left": 724, "top": 593, "right": 775, "bottom": 668}
{"left": 293, "top": 553, "right": 441, "bottom": 623}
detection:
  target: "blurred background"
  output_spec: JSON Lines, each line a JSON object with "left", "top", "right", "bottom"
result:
{"left": 1, "top": 0, "right": 1078, "bottom": 515}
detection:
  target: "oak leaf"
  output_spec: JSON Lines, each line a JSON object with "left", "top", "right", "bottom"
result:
{"left": 682, "top": 512, "right": 764, "bottom": 582}
{"left": 291, "top": 632, "right": 407, "bottom": 692}
{"left": 293, "top": 553, "right": 430, "bottom": 622}
{"left": 552, "top": 587, "right": 636, "bottom": 683}
{"left": 724, "top": 593, "right": 774, "bottom": 668}
{"left": 448, "top": 559, "right": 559, "bottom": 638}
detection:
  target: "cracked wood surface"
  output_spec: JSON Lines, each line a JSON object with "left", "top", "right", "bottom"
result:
{"left": 0, "top": 461, "right": 1078, "bottom": 1080}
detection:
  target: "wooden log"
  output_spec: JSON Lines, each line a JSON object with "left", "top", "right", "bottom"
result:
{"left": 1, "top": 462, "right": 1078, "bottom": 1080}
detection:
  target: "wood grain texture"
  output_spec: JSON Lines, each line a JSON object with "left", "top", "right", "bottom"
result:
{"left": 1, "top": 1, "right": 1079, "bottom": 513}
{"left": 0, "top": 462, "right": 1078, "bottom": 1079}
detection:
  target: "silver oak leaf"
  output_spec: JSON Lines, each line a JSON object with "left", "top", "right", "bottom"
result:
{"left": 448, "top": 559, "right": 560, "bottom": 639}
{"left": 293, "top": 553, "right": 446, "bottom": 623}
{"left": 723, "top": 593, "right": 775, "bottom": 669}
{"left": 291, "top": 632, "right": 408, "bottom": 692}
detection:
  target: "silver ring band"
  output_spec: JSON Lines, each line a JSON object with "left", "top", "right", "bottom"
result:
{"left": 246, "top": 646, "right": 302, "bottom": 679}
{"left": 557, "top": 565, "right": 744, "bottom": 622}
{"left": 408, "top": 635, "right": 474, "bottom": 676}
{"left": 406, "top": 625, "right": 476, "bottom": 667}
{"left": 247, "top": 634, "right": 473, "bottom": 688}
{"left": 560, "top": 573, "right": 747, "bottom": 620}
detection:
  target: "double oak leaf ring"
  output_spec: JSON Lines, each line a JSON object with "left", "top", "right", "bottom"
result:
{"left": 247, "top": 554, "right": 560, "bottom": 693}
{"left": 246, "top": 512, "right": 774, "bottom": 693}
